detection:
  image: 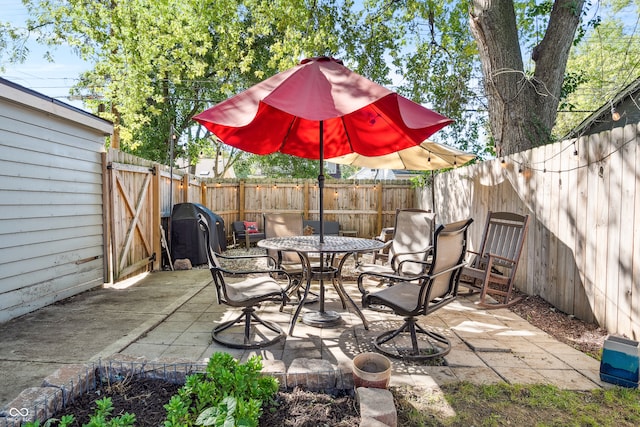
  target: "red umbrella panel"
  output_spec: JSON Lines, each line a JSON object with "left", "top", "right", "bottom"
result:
{"left": 193, "top": 56, "right": 453, "bottom": 240}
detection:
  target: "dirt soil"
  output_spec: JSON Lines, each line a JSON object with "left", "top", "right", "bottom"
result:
{"left": 509, "top": 292, "right": 608, "bottom": 357}
{"left": 55, "top": 294, "right": 608, "bottom": 426}
{"left": 59, "top": 376, "right": 181, "bottom": 426}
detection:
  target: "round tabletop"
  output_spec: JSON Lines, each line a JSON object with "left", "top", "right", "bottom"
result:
{"left": 258, "top": 235, "right": 384, "bottom": 254}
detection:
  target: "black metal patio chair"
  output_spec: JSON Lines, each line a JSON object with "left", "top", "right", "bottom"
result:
{"left": 199, "top": 214, "right": 292, "bottom": 349}
{"left": 358, "top": 218, "right": 473, "bottom": 361}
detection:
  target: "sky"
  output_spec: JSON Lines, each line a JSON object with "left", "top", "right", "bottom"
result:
{"left": 1, "top": 0, "right": 90, "bottom": 110}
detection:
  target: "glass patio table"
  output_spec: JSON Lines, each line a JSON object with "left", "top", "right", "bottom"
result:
{"left": 258, "top": 235, "right": 385, "bottom": 335}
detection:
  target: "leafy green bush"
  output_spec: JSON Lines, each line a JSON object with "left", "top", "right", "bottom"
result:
{"left": 163, "top": 352, "right": 279, "bottom": 427}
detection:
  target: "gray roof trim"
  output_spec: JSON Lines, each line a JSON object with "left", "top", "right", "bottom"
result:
{"left": 0, "top": 76, "right": 113, "bottom": 134}
{"left": 565, "top": 77, "right": 640, "bottom": 139}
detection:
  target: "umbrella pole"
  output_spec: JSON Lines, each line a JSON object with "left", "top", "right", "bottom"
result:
{"left": 304, "top": 121, "right": 341, "bottom": 328}
{"left": 318, "top": 120, "right": 325, "bottom": 309}
{"left": 319, "top": 120, "right": 325, "bottom": 244}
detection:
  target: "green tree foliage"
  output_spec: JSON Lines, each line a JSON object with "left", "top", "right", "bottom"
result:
{"left": 555, "top": 2, "right": 640, "bottom": 136}
{"left": 257, "top": 154, "right": 320, "bottom": 179}
{"left": 16, "top": 0, "right": 307, "bottom": 163}
{"left": 3, "top": 0, "right": 637, "bottom": 169}
{"left": 388, "top": 0, "right": 486, "bottom": 156}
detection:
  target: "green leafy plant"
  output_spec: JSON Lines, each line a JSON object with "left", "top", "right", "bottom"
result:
{"left": 196, "top": 396, "right": 246, "bottom": 427}
{"left": 163, "top": 352, "right": 279, "bottom": 427}
{"left": 84, "top": 397, "right": 135, "bottom": 427}
{"left": 24, "top": 397, "right": 134, "bottom": 427}
{"left": 23, "top": 415, "right": 74, "bottom": 427}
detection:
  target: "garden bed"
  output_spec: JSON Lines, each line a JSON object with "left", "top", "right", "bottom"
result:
{"left": 50, "top": 373, "right": 359, "bottom": 427}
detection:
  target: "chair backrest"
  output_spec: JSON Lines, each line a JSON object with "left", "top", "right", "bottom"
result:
{"left": 390, "top": 209, "right": 436, "bottom": 274}
{"left": 263, "top": 212, "right": 304, "bottom": 264}
{"left": 302, "top": 220, "right": 340, "bottom": 235}
{"left": 421, "top": 218, "right": 473, "bottom": 311}
{"left": 232, "top": 221, "right": 246, "bottom": 235}
{"left": 198, "top": 214, "right": 226, "bottom": 304}
{"left": 475, "top": 211, "right": 530, "bottom": 270}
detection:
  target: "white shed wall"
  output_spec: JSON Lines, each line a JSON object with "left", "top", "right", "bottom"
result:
{"left": 0, "top": 79, "right": 112, "bottom": 323}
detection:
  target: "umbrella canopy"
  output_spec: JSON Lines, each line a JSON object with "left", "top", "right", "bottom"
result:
{"left": 193, "top": 56, "right": 453, "bottom": 240}
{"left": 193, "top": 56, "right": 452, "bottom": 159}
{"left": 330, "top": 140, "right": 475, "bottom": 213}
{"left": 329, "top": 140, "right": 475, "bottom": 170}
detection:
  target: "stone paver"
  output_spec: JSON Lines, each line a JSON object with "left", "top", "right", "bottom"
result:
{"left": 356, "top": 387, "right": 397, "bottom": 427}
{"left": 537, "top": 369, "right": 601, "bottom": 390}
{"left": 515, "top": 351, "right": 572, "bottom": 370}
{"left": 445, "top": 348, "right": 489, "bottom": 367}
{"left": 493, "top": 366, "right": 548, "bottom": 384}
{"left": 450, "top": 366, "right": 504, "bottom": 385}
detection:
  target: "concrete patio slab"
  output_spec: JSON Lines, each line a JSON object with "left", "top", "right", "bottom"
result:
{"left": 0, "top": 268, "right": 608, "bottom": 411}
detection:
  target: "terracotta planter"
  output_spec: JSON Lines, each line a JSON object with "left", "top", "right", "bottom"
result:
{"left": 352, "top": 352, "right": 391, "bottom": 389}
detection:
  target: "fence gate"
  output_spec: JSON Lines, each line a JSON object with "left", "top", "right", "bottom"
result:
{"left": 107, "top": 161, "right": 156, "bottom": 281}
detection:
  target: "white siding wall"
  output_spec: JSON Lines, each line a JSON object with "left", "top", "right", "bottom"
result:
{"left": 0, "top": 80, "right": 112, "bottom": 322}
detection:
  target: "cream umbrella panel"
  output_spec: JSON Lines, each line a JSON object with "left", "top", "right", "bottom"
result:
{"left": 328, "top": 140, "right": 475, "bottom": 170}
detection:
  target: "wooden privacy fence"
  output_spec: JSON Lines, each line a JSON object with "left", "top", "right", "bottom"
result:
{"left": 105, "top": 148, "right": 418, "bottom": 280}
{"left": 427, "top": 123, "right": 640, "bottom": 339}
{"left": 204, "top": 180, "right": 416, "bottom": 237}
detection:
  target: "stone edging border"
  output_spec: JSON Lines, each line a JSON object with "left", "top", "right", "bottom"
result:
{"left": 0, "top": 354, "right": 397, "bottom": 427}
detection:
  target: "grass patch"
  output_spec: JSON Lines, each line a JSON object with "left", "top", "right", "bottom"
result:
{"left": 393, "top": 382, "right": 640, "bottom": 426}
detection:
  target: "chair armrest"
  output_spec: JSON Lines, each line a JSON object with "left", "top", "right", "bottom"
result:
{"left": 367, "top": 237, "right": 392, "bottom": 251}
{"left": 216, "top": 252, "right": 273, "bottom": 260}
{"left": 216, "top": 252, "right": 273, "bottom": 262}
{"left": 357, "top": 269, "right": 424, "bottom": 297}
{"left": 379, "top": 240, "right": 393, "bottom": 250}
{"left": 483, "top": 253, "right": 518, "bottom": 273}
{"left": 389, "top": 246, "right": 433, "bottom": 270}
{"left": 426, "top": 261, "right": 467, "bottom": 279}
{"left": 390, "top": 247, "right": 433, "bottom": 260}
{"left": 215, "top": 252, "right": 278, "bottom": 269}
{"left": 466, "top": 251, "right": 517, "bottom": 268}
{"left": 396, "top": 258, "right": 432, "bottom": 275}
{"left": 216, "top": 262, "right": 289, "bottom": 278}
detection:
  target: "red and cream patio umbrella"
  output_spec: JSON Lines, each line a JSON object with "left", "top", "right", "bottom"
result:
{"left": 193, "top": 56, "right": 453, "bottom": 241}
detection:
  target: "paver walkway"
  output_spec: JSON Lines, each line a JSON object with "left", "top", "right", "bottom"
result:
{"left": 0, "top": 268, "right": 606, "bottom": 410}
{"left": 120, "top": 273, "right": 604, "bottom": 391}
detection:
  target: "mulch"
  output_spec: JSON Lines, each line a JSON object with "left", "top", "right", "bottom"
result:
{"left": 58, "top": 375, "right": 358, "bottom": 427}
{"left": 509, "top": 293, "right": 608, "bottom": 356}
{"left": 60, "top": 376, "right": 181, "bottom": 426}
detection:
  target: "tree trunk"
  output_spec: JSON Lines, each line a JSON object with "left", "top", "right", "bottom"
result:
{"left": 470, "top": 0, "right": 584, "bottom": 156}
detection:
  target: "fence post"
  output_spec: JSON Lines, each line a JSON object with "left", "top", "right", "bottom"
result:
{"left": 152, "top": 164, "right": 162, "bottom": 271}
{"left": 239, "top": 180, "right": 245, "bottom": 219}
{"left": 304, "top": 181, "right": 310, "bottom": 219}
{"left": 201, "top": 181, "right": 207, "bottom": 206}
{"left": 182, "top": 173, "right": 189, "bottom": 202}
{"left": 101, "top": 151, "right": 112, "bottom": 284}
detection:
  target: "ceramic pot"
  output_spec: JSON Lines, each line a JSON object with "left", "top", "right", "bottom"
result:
{"left": 352, "top": 352, "right": 391, "bottom": 389}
